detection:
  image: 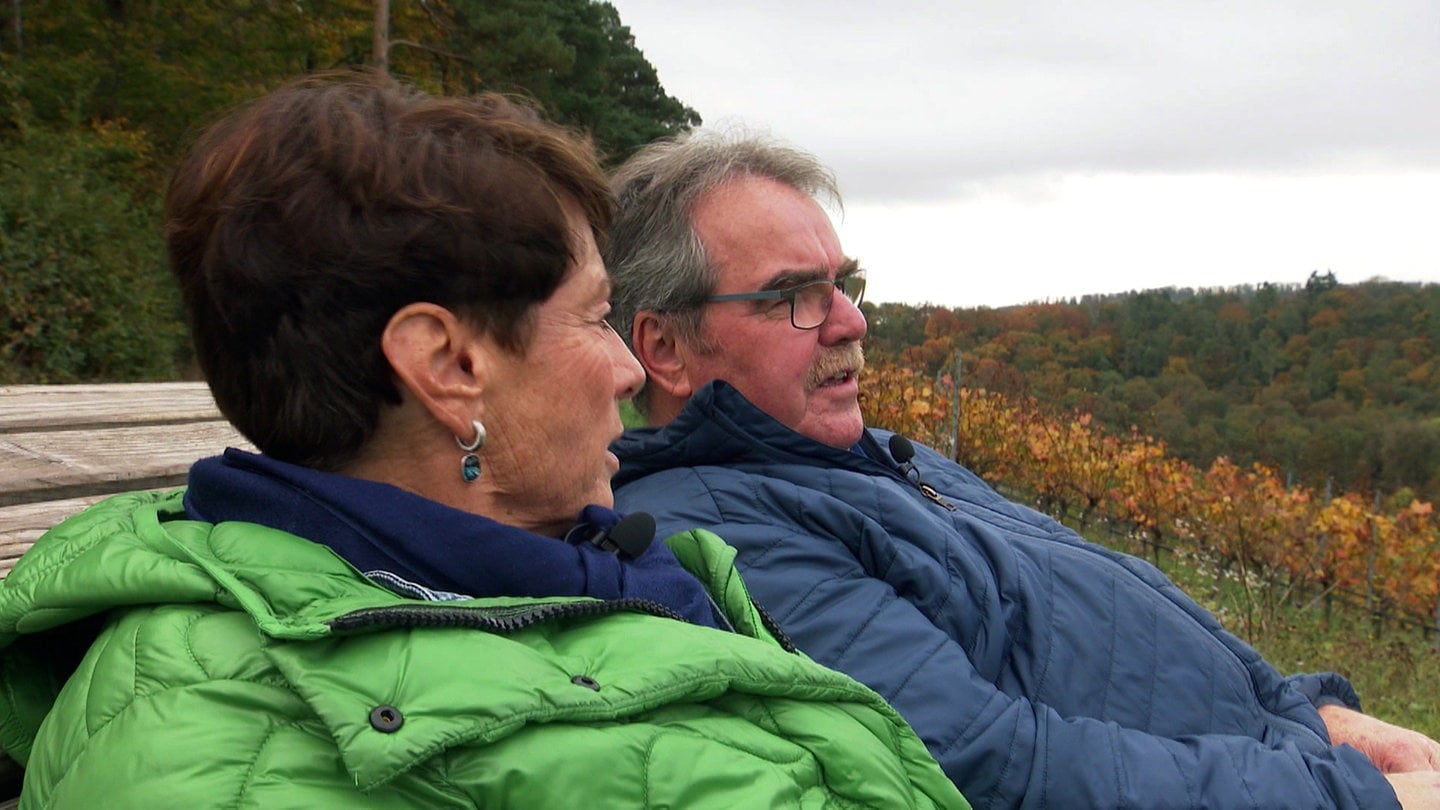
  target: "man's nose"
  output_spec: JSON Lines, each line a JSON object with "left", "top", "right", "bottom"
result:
{"left": 820, "top": 286, "right": 867, "bottom": 343}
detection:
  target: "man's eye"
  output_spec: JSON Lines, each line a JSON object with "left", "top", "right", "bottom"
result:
{"left": 796, "top": 287, "right": 826, "bottom": 306}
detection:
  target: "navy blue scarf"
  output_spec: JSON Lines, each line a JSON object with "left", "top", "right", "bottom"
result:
{"left": 184, "top": 448, "right": 724, "bottom": 629}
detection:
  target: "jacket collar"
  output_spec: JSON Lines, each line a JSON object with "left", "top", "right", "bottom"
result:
{"left": 613, "top": 381, "right": 889, "bottom": 487}
{"left": 184, "top": 449, "right": 723, "bottom": 629}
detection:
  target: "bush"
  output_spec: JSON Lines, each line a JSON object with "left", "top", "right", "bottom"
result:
{"left": 1, "top": 117, "right": 187, "bottom": 383}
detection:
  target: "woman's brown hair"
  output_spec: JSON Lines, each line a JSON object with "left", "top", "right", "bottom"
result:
{"left": 165, "top": 71, "right": 612, "bottom": 469}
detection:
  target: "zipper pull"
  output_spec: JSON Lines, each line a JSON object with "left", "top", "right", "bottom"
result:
{"left": 918, "top": 482, "right": 957, "bottom": 511}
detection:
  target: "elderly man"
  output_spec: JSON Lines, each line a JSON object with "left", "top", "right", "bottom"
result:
{"left": 605, "top": 130, "right": 1440, "bottom": 809}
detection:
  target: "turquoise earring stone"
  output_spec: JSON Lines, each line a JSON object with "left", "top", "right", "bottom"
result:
{"left": 461, "top": 453, "right": 481, "bottom": 482}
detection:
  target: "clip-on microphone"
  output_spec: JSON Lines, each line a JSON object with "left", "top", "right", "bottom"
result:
{"left": 589, "top": 512, "right": 656, "bottom": 558}
{"left": 889, "top": 433, "right": 919, "bottom": 480}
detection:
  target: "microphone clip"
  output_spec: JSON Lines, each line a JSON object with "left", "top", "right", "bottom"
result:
{"left": 570, "top": 512, "right": 656, "bottom": 559}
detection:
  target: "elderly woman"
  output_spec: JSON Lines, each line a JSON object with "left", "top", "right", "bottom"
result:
{"left": 0, "top": 74, "right": 965, "bottom": 808}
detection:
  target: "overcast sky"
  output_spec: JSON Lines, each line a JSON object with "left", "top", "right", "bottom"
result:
{"left": 609, "top": 0, "right": 1440, "bottom": 308}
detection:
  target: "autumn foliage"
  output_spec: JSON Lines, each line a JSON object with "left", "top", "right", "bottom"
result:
{"left": 863, "top": 278, "right": 1440, "bottom": 507}
{"left": 861, "top": 361, "right": 1440, "bottom": 628}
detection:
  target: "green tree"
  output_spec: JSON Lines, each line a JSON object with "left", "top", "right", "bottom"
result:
{"left": 1379, "top": 420, "right": 1440, "bottom": 494}
{"left": 433, "top": 0, "right": 699, "bottom": 161}
{"left": 5, "top": 0, "right": 695, "bottom": 178}
{"left": 6, "top": 0, "right": 362, "bottom": 170}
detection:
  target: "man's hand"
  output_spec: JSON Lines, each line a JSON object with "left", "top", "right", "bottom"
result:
{"left": 1320, "top": 704, "right": 1440, "bottom": 772}
{"left": 1386, "top": 771, "right": 1440, "bottom": 809}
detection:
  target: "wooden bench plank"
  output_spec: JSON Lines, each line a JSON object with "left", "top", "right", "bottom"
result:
{"left": 0, "top": 422, "right": 251, "bottom": 507}
{"left": 0, "top": 382, "right": 226, "bottom": 432}
{"left": 0, "top": 496, "right": 116, "bottom": 578}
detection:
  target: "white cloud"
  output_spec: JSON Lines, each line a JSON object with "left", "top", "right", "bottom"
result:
{"left": 611, "top": 0, "right": 1440, "bottom": 307}
{"left": 842, "top": 171, "right": 1440, "bottom": 307}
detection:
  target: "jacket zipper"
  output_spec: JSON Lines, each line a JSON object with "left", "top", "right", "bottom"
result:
{"left": 328, "top": 598, "right": 685, "bottom": 633}
{"left": 328, "top": 597, "right": 800, "bottom": 653}
{"left": 752, "top": 600, "right": 798, "bottom": 652}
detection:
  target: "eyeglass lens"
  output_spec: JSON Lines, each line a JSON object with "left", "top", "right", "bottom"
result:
{"left": 793, "top": 275, "right": 866, "bottom": 329}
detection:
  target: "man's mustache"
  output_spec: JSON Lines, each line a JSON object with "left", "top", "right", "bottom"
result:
{"left": 805, "top": 342, "right": 865, "bottom": 391}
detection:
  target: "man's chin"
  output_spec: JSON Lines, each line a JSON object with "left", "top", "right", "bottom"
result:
{"left": 798, "top": 408, "right": 866, "bottom": 450}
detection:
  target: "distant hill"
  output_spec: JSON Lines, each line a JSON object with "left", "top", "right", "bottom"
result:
{"left": 863, "top": 272, "right": 1440, "bottom": 502}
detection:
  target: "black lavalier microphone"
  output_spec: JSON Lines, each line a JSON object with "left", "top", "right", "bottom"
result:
{"left": 591, "top": 512, "right": 656, "bottom": 558}
{"left": 889, "top": 433, "right": 918, "bottom": 476}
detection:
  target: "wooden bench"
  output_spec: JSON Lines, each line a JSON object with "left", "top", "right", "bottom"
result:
{"left": 0, "top": 382, "right": 252, "bottom": 578}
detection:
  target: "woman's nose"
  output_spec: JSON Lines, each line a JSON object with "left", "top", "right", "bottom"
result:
{"left": 611, "top": 331, "right": 646, "bottom": 400}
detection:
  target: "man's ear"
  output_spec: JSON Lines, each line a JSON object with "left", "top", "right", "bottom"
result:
{"left": 632, "top": 310, "right": 694, "bottom": 401}
{"left": 381, "top": 303, "right": 486, "bottom": 439}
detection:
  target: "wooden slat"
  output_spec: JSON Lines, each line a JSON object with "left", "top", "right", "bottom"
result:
{"left": 0, "top": 382, "right": 224, "bottom": 433}
{"left": 0, "top": 496, "right": 112, "bottom": 578}
{"left": 0, "top": 422, "right": 250, "bottom": 507}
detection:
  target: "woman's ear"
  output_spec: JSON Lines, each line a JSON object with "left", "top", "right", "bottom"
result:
{"left": 632, "top": 310, "right": 694, "bottom": 401}
{"left": 382, "top": 303, "right": 486, "bottom": 439}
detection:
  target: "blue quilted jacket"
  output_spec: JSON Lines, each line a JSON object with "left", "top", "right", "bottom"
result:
{"left": 612, "top": 382, "right": 1397, "bottom": 809}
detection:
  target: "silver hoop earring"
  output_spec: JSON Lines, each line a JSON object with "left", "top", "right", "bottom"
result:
{"left": 456, "top": 419, "right": 486, "bottom": 482}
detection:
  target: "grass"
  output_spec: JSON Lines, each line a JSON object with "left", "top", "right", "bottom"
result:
{"left": 1247, "top": 613, "right": 1440, "bottom": 741}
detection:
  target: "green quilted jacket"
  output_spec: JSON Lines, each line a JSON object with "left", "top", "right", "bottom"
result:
{"left": 0, "top": 490, "right": 967, "bottom": 809}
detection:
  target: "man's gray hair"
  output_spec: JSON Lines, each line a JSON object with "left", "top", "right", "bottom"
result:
{"left": 605, "top": 129, "right": 841, "bottom": 416}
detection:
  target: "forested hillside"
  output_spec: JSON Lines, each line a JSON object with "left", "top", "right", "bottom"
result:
{"left": 1, "top": 0, "right": 695, "bottom": 383}
{"left": 865, "top": 271, "right": 1440, "bottom": 503}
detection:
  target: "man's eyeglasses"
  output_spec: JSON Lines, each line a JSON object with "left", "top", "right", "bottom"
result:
{"left": 702, "top": 271, "right": 866, "bottom": 330}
